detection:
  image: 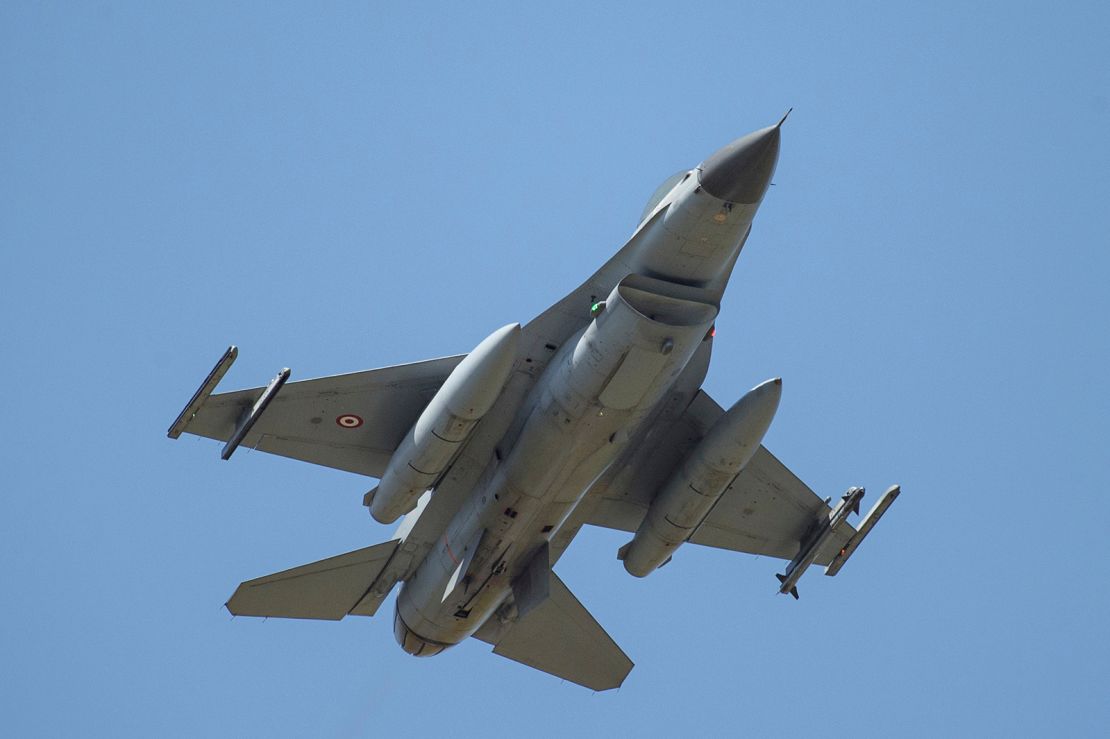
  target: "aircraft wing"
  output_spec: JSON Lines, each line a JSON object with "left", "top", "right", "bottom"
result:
{"left": 171, "top": 351, "right": 464, "bottom": 478}
{"left": 582, "top": 390, "right": 855, "bottom": 565}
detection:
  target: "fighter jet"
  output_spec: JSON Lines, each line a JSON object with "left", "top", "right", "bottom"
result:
{"left": 168, "top": 117, "right": 900, "bottom": 691}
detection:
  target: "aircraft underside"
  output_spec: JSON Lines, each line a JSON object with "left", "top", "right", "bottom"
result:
{"left": 168, "top": 118, "right": 900, "bottom": 691}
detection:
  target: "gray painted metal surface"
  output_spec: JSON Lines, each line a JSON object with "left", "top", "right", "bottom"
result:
{"left": 168, "top": 121, "right": 901, "bottom": 690}
{"left": 371, "top": 324, "right": 521, "bottom": 523}
{"left": 825, "top": 485, "right": 902, "bottom": 577}
{"left": 167, "top": 345, "right": 237, "bottom": 439}
{"left": 621, "top": 377, "right": 782, "bottom": 577}
{"left": 226, "top": 539, "right": 399, "bottom": 620}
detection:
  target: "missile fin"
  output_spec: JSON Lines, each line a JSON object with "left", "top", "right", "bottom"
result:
{"left": 775, "top": 574, "right": 799, "bottom": 599}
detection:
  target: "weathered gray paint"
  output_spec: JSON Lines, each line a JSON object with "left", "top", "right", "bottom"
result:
{"left": 169, "top": 122, "right": 899, "bottom": 691}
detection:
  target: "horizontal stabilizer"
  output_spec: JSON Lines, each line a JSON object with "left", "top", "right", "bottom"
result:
{"left": 226, "top": 539, "right": 399, "bottom": 620}
{"left": 475, "top": 570, "right": 633, "bottom": 691}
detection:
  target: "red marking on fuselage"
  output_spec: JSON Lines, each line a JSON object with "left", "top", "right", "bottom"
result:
{"left": 443, "top": 534, "right": 460, "bottom": 565}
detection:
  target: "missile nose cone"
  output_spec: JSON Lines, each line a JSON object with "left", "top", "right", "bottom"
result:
{"left": 697, "top": 124, "right": 781, "bottom": 204}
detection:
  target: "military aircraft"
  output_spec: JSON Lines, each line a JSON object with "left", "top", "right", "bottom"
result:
{"left": 168, "top": 117, "right": 900, "bottom": 691}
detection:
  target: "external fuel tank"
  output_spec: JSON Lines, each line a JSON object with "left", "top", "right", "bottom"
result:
{"left": 621, "top": 378, "right": 782, "bottom": 576}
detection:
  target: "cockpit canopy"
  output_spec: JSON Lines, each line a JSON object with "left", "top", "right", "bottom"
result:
{"left": 638, "top": 170, "right": 690, "bottom": 225}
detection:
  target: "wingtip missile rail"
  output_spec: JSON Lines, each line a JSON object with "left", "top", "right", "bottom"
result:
{"left": 824, "top": 484, "right": 901, "bottom": 577}
{"left": 167, "top": 345, "right": 238, "bottom": 439}
{"left": 166, "top": 345, "right": 292, "bottom": 462}
{"left": 776, "top": 486, "right": 865, "bottom": 599}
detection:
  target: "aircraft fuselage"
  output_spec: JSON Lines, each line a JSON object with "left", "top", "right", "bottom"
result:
{"left": 392, "top": 126, "right": 780, "bottom": 654}
{"left": 171, "top": 116, "right": 901, "bottom": 691}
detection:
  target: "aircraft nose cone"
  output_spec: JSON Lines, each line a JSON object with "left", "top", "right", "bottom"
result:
{"left": 697, "top": 124, "right": 781, "bottom": 204}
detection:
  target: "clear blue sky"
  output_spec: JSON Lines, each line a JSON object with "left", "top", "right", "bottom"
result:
{"left": 3, "top": 2, "right": 1108, "bottom": 736}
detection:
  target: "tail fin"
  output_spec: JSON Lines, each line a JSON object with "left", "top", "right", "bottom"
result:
{"left": 226, "top": 539, "right": 399, "bottom": 620}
